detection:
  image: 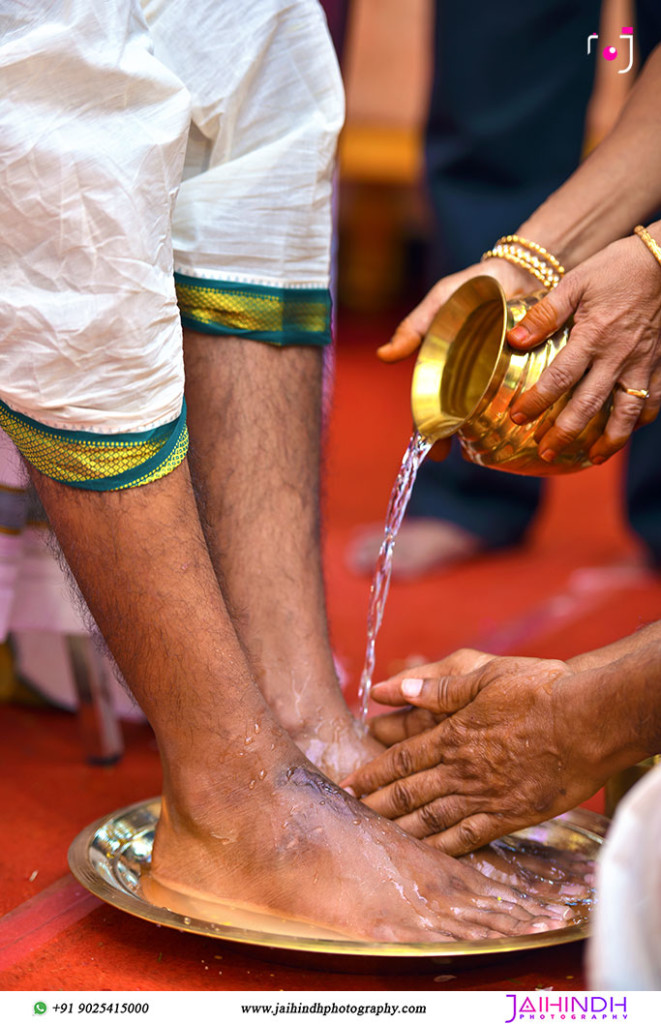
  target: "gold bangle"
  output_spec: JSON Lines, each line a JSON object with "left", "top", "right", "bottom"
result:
{"left": 481, "top": 244, "right": 561, "bottom": 289}
{"left": 482, "top": 248, "right": 558, "bottom": 288}
{"left": 634, "top": 225, "right": 661, "bottom": 270}
{"left": 495, "top": 234, "right": 565, "bottom": 276}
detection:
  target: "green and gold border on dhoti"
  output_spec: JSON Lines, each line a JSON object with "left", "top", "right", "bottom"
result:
{"left": 0, "top": 399, "right": 188, "bottom": 492}
{"left": 175, "top": 273, "right": 332, "bottom": 347}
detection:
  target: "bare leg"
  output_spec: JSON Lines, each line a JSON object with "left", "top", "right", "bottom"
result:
{"left": 31, "top": 463, "right": 565, "bottom": 940}
{"left": 183, "top": 332, "right": 382, "bottom": 780}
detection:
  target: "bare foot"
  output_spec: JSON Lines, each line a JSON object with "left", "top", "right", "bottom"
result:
{"left": 249, "top": 653, "right": 383, "bottom": 782}
{"left": 151, "top": 733, "right": 568, "bottom": 943}
{"left": 292, "top": 713, "right": 385, "bottom": 782}
{"left": 348, "top": 519, "right": 484, "bottom": 580}
{"left": 462, "top": 835, "right": 596, "bottom": 910}
{"left": 256, "top": 664, "right": 385, "bottom": 782}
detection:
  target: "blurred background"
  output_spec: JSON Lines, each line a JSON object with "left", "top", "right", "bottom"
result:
{"left": 335, "top": 0, "right": 631, "bottom": 313}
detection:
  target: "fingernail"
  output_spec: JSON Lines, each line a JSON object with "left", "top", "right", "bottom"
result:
{"left": 343, "top": 786, "right": 357, "bottom": 797}
{"left": 401, "top": 677, "right": 424, "bottom": 698}
{"left": 540, "top": 449, "right": 556, "bottom": 463}
{"left": 591, "top": 455, "right": 605, "bottom": 465}
{"left": 508, "top": 325, "right": 529, "bottom": 343}
{"left": 510, "top": 411, "right": 527, "bottom": 424}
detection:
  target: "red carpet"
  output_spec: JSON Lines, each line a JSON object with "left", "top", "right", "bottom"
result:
{"left": 2, "top": 311, "right": 661, "bottom": 992}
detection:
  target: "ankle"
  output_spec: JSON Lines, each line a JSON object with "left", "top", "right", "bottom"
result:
{"left": 253, "top": 655, "right": 351, "bottom": 739}
{"left": 159, "top": 721, "right": 302, "bottom": 830}
{"left": 272, "top": 689, "right": 355, "bottom": 741}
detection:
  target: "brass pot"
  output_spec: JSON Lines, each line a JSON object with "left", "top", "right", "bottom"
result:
{"left": 410, "top": 275, "right": 612, "bottom": 475}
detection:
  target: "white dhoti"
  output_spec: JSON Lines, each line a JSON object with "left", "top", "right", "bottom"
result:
{"left": 588, "top": 763, "right": 661, "bottom": 990}
{"left": 0, "top": 0, "right": 343, "bottom": 490}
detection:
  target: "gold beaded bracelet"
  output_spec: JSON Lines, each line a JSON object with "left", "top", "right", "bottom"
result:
{"left": 481, "top": 243, "right": 561, "bottom": 289}
{"left": 481, "top": 235, "right": 565, "bottom": 290}
{"left": 495, "top": 235, "right": 565, "bottom": 275}
{"left": 634, "top": 225, "right": 661, "bottom": 270}
{"left": 486, "top": 248, "right": 559, "bottom": 289}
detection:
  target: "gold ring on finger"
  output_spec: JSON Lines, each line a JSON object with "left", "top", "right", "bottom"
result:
{"left": 617, "top": 383, "right": 650, "bottom": 400}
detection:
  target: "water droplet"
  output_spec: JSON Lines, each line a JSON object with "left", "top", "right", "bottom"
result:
{"left": 248, "top": 779, "right": 256, "bottom": 790}
{"left": 254, "top": 723, "right": 260, "bottom": 733}
{"left": 183, "top": 917, "right": 191, "bottom": 925}
{"left": 258, "top": 769, "right": 266, "bottom": 780}
{"left": 352, "top": 819, "right": 360, "bottom": 825}
{"left": 244, "top": 736, "right": 253, "bottom": 745}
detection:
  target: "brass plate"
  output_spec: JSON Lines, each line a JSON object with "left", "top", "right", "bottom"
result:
{"left": 68, "top": 799, "right": 606, "bottom": 963}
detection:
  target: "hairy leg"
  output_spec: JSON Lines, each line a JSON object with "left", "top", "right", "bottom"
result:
{"left": 183, "top": 332, "right": 382, "bottom": 780}
{"left": 30, "top": 463, "right": 565, "bottom": 941}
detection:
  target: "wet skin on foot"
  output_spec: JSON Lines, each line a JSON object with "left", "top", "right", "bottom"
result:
{"left": 150, "top": 739, "right": 571, "bottom": 944}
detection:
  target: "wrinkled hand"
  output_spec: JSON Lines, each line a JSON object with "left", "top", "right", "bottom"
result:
{"left": 342, "top": 653, "right": 609, "bottom": 856}
{"left": 365, "top": 647, "right": 495, "bottom": 747}
{"left": 507, "top": 234, "right": 661, "bottom": 463}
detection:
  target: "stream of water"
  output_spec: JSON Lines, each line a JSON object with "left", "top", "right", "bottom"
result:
{"left": 358, "top": 430, "right": 432, "bottom": 722}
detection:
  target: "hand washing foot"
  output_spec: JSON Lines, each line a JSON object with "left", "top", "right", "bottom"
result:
{"left": 150, "top": 733, "right": 568, "bottom": 943}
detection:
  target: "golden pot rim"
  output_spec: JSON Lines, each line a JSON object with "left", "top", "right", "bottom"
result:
{"left": 411, "top": 275, "right": 509, "bottom": 443}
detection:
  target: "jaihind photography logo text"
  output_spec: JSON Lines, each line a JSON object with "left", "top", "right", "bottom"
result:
{"left": 505, "top": 994, "right": 628, "bottom": 1022}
